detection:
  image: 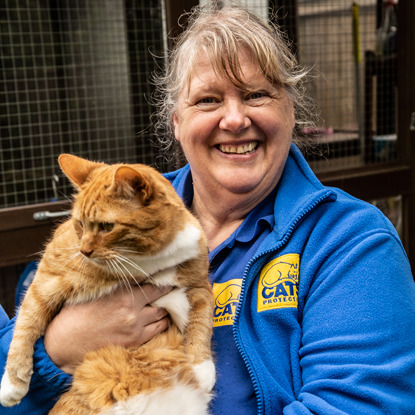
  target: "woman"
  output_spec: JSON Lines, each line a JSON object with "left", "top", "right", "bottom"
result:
{"left": 1, "top": 4, "right": 415, "bottom": 414}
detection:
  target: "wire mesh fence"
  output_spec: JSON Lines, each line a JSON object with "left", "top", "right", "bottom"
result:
{"left": 297, "top": 0, "right": 398, "bottom": 170}
{"left": 1, "top": 0, "right": 164, "bottom": 208}
{"left": 1, "top": 0, "right": 399, "bottom": 209}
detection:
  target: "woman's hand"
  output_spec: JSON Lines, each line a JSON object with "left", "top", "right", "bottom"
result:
{"left": 44, "top": 284, "right": 171, "bottom": 374}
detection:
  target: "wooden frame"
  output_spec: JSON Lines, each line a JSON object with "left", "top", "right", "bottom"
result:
{"left": 0, "top": 201, "right": 70, "bottom": 267}
{"left": 396, "top": 0, "right": 415, "bottom": 270}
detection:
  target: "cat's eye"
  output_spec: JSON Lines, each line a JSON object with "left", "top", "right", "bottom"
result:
{"left": 100, "top": 222, "right": 114, "bottom": 232}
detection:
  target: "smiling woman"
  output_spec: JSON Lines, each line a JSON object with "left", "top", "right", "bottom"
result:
{"left": 172, "top": 49, "right": 295, "bottom": 249}
{"left": 150, "top": 4, "right": 311, "bottom": 250}
{"left": 152, "top": 4, "right": 312, "bottom": 167}
{"left": 153, "top": 4, "right": 415, "bottom": 414}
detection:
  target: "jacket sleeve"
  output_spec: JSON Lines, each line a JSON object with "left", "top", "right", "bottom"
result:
{"left": 0, "top": 306, "right": 8, "bottom": 330}
{"left": 0, "top": 315, "right": 72, "bottom": 414}
{"left": 284, "top": 229, "right": 415, "bottom": 415}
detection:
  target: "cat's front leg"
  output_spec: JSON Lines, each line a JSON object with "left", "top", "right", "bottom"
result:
{"left": 0, "top": 280, "right": 60, "bottom": 406}
{"left": 193, "top": 358, "right": 216, "bottom": 394}
{"left": 0, "top": 318, "right": 37, "bottom": 407}
{"left": 184, "top": 286, "right": 216, "bottom": 393}
{"left": 152, "top": 285, "right": 216, "bottom": 392}
{"left": 0, "top": 355, "right": 33, "bottom": 407}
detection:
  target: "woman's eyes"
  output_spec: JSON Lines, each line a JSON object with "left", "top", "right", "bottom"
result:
{"left": 246, "top": 91, "right": 269, "bottom": 100}
{"left": 195, "top": 91, "right": 270, "bottom": 106}
{"left": 196, "top": 97, "right": 218, "bottom": 105}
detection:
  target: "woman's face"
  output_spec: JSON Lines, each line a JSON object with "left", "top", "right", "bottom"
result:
{"left": 173, "top": 50, "right": 295, "bottom": 202}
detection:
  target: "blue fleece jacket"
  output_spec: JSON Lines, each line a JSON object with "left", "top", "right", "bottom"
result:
{"left": 1, "top": 144, "right": 415, "bottom": 414}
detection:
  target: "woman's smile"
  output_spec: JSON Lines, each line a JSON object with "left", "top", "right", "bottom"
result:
{"left": 216, "top": 141, "right": 258, "bottom": 155}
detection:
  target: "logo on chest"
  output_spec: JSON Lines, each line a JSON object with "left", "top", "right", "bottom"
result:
{"left": 257, "top": 253, "right": 299, "bottom": 312}
{"left": 212, "top": 279, "right": 242, "bottom": 327}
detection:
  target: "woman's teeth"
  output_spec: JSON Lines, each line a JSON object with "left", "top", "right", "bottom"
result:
{"left": 219, "top": 141, "right": 258, "bottom": 154}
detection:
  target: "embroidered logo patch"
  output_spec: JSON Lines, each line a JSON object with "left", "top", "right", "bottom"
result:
{"left": 257, "top": 254, "right": 299, "bottom": 312}
{"left": 213, "top": 279, "right": 242, "bottom": 327}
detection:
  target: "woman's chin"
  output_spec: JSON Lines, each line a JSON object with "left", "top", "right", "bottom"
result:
{"left": 213, "top": 172, "right": 264, "bottom": 195}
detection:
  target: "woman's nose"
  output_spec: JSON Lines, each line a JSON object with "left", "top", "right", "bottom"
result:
{"left": 219, "top": 100, "right": 251, "bottom": 133}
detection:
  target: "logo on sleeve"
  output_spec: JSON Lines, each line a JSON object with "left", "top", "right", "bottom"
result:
{"left": 257, "top": 254, "right": 299, "bottom": 312}
{"left": 213, "top": 279, "right": 242, "bottom": 327}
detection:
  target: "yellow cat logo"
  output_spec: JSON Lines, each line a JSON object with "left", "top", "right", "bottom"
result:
{"left": 257, "top": 254, "right": 299, "bottom": 312}
{"left": 213, "top": 279, "right": 242, "bottom": 327}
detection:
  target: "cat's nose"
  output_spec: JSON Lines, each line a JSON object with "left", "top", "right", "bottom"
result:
{"left": 81, "top": 249, "right": 94, "bottom": 258}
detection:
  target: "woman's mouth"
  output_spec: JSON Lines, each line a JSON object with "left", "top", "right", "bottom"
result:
{"left": 218, "top": 141, "right": 258, "bottom": 155}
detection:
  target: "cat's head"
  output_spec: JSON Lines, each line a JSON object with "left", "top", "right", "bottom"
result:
{"left": 58, "top": 154, "right": 192, "bottom": 278}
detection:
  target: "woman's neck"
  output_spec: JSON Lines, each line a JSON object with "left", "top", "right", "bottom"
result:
{"left": 191, "top": 184, "right": 268, "bottom": 251}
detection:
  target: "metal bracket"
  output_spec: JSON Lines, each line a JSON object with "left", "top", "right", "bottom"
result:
{"left": 33, "top": 210, "right": 71, "bottom": 221}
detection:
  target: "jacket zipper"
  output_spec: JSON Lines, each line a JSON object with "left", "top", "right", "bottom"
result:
{"left": 232, "top": 190, "right": 334, "bottom": 415}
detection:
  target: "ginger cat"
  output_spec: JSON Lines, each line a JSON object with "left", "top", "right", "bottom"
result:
{"left": 0, "top": 154, "right": 215, "bottom": 414}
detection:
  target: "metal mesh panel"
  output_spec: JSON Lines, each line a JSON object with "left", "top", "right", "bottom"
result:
{"left": 200, "top": 0, "right": 269, "bottom": 19}
{"left": 297, "top": 0, "right": 398, "bottom": 171}
{"left": 1, "top": 0, "right": 164, "bottom": 208}
{"left": 200, "top": 1, "right": 398, "bottom": 173}
{"left": 1, "top": 0, "right": 400, "bottom": 208}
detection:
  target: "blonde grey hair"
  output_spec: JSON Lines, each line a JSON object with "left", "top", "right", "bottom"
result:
{"left": 152, "top": 3, "right": 314, "bottom": 166}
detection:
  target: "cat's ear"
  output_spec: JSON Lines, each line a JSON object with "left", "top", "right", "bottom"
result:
{"left": 114, "top": 166, "right": 152, "bottom": 204}
{"left": 59, "top": 154, "right": 103, "bottom": 188}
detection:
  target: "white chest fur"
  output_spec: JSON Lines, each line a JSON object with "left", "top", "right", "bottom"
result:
{"left": 128, "top": 224, "right": 202, "bottom": 279}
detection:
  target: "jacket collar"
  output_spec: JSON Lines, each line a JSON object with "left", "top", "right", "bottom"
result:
{"left": 271, "top": 143, "right": 337, "bottom": 241}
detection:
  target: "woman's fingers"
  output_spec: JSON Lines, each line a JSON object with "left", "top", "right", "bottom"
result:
{"left": 44, "top": 284, "right": 173, "bottom": 374}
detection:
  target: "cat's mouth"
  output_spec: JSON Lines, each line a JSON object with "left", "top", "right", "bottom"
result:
{"left": 217, "top": 141, "right": 258, "bottom": 155}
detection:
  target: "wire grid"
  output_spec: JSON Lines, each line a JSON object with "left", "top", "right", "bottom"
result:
{"left": 200, "top": 0, "right": 269, "bottom": 19}
{"left": 1, "top": 0, "right": 164, "bottom": 208}
{"left": 202, "top": 0, "right": 398, "bottom": 173}
{"left": 297, "top": 0, "right": 398, "bottom": 171}
{"left": 1, "top": 0, "right": 400, "bottom": 208}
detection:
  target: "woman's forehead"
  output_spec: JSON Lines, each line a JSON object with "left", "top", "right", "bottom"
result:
{"left": 184, "top": 48, "right": 268, "bottom": 91}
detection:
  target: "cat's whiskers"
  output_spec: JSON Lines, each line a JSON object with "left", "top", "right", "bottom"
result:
{"left": 106, "top": 259, "right": 124, "bottom": 285}
{"left": 113, "top": 247, "right": 144, "bottom": 255}
{"left": 54, "top": 251, "right": 84, "bottom": 276}
{"left": 106, "top": 260, "right": 123, "bottom": 286}
{"left": 113, "top": 253, "right": 150, "bottom": 279}
{"left": 107, "top": 259, "right": 135, "bottom": 300}
{"left": 28, "top": 249, "right": 46, "bottom": 258}
{"left": 111, "top": 255, "right": 155, "bottom": 304}
{"left": 112, "top": 257, "right": 142, "bottom": 287}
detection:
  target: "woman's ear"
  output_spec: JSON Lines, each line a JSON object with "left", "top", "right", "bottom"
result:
{"left": 173, "top": 113, "right": 180, "bottom": 142}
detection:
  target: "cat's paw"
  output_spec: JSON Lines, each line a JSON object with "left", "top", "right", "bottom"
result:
{"left": 0, "top": 369, "right": 32, "bottom": 407}
{"left": 193, "top": 359, "right": 216, "bottom": 393}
